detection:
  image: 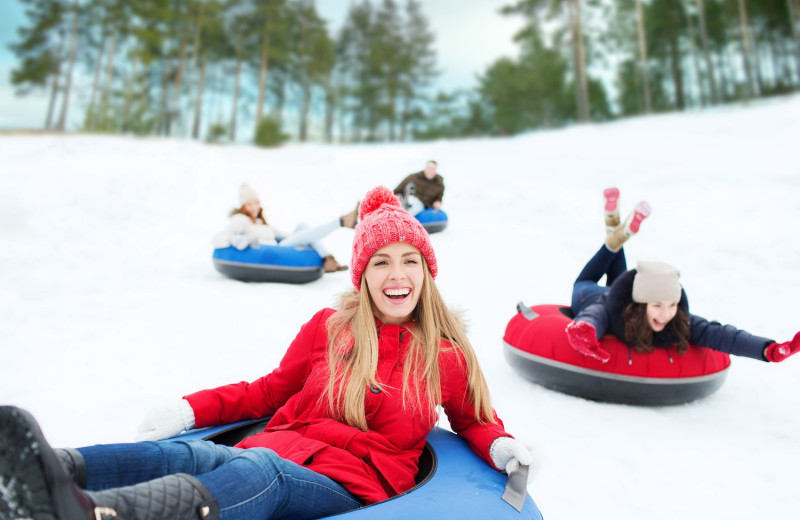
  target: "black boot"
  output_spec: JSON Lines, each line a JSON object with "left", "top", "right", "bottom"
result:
{"left": 0, "top": 406, "right": 94, "bottom": 520}
{"left": 54, "top": 448, "right": 87, "bottom": 489}
{"left": 88, "top": 474, "right": 219, "bottom": 520}
{"left": 0, "top": 406, "right": 219, "bottom": 520}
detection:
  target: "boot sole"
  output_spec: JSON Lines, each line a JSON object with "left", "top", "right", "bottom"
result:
{"left": 627, "top": 202, "right": 652, "bottom": 234}
{"left": 602, "top": 188, "right": 619, "bottom": 212}
{"left": 0, "top": 407, "right": 87, "bottom": 520}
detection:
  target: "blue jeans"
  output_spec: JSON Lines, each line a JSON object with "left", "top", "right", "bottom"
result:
{"left": 571, "top": 244, "right": 627, "bottom": 314}
{"left": 78, "top": 440, "right": 361, "bottom": 520}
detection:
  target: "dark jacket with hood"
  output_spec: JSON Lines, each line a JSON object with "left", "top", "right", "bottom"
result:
{"left": 574, "top": 269, "right": 773, "bottom": 361}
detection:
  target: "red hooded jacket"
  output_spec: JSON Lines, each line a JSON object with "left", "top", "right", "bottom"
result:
{"left": 184, "top": 308, "right": 510, "bottom": 504}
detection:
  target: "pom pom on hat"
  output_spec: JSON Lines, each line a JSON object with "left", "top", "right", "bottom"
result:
{"left": 239, "top": 183, "right": 260, "bottom": 205}
{"left": 632, "top": 261, "right": 682, "bottom": 303}
{"left": 351, "top": 186, "right": 437, "bottom": 289}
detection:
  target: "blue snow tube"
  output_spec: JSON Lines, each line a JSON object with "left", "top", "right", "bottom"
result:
{"left": 172, "top": 419, "right": 542, "bottom": 519}
{"left": 212, "top": 244, "right": 324, "bottom": 283}
{"left": 414, "top": 208, "right": 448, "bottom": 234}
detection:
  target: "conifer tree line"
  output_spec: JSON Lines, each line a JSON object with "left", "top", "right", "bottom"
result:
{"left": 9, "top": 0, "right": 800, "bottom": 143}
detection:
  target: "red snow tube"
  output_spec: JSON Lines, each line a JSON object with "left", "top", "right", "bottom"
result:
{"left": 503, "top": 304, "right": 731, "bottom": 405}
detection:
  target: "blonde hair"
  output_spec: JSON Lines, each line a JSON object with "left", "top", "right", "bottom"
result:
{"left": 325, "top": 263, "right": 495, "bottom": 431}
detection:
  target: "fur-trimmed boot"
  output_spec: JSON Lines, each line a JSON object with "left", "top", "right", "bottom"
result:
{"left": 323, "top": 255, "right": 349, "bottom": 273}
{"left": 606, "top": 201, "right": 651, "bottom": 252}
{"left": 339, "top": 201, "right": 360, "bottom": 229}
{"left": 603, "top": 187, "right": 620, "bottom": 232}
{"left": 0, "top": 406, "right": 219, "bottom": 520}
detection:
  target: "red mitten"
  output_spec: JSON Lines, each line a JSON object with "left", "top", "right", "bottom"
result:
{"left": 764, "top": 331, "right": 800, "bottom": 363}
{"left": 565, "top": 321, "right": 610, "bottom": 363}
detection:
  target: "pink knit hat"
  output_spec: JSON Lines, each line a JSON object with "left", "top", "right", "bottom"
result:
{"left": 351, "top": 186, "right": 437, "bottom": 289}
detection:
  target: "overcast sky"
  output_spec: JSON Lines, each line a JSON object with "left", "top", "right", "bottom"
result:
{"left": 0, "top": 0, "right": 524, "bottom": 129}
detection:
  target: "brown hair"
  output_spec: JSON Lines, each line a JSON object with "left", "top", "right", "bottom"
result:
{"left": 324, "top": 262, "right": 495, "bottom": 431}
{"left": 622, "top": 302, "right": 690, "bottom": 353}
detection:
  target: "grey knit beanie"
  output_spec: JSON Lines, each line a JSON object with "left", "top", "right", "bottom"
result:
{"left": 632, "top": 261, "right": 682, "bottom": 303}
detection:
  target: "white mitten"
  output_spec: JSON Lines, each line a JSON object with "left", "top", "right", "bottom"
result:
{"left": 135, "top": 399, "right": 196, "bottom": 442}
{"left": 490, "top": 436, "right": 542, "bottom": 482}
{"left": 231, "top": 234, "right": 250, "bottom": 250}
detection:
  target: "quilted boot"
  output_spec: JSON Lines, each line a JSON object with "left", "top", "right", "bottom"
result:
{"left": 87, "top": 473, "right": 219, "bottom": 520}
{"left": 54, "top": 447, "right": 87, "bottom": 488}
{"left": 0, "top": 406, "right": 219, "bottom": 520}
{"left": 603, "top": 187, "right": 620, "bottom": 232}
{"left": 606, "top": 201, "right": 651, "bottom": 252}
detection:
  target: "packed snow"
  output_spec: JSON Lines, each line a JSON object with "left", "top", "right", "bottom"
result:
{"left": 1, "top": 96, "right": 799, "bottom": 520}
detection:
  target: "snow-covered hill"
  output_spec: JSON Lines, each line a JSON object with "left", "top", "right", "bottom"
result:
{"left": 2, "top": 96, "right": 799, "bottom": 520}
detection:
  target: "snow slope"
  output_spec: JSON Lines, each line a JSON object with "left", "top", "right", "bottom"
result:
{"left": 1, "top": 96, "right": 799, "bottom": 519}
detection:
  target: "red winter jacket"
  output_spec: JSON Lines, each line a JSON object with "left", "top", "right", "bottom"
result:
{"left": 184, "top": 308, "right": 510, "bottom": 504}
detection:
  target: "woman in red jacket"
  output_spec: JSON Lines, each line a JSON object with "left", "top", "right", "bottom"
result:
{"left": 0, "top": 186, "right": 533, "bottom": 520}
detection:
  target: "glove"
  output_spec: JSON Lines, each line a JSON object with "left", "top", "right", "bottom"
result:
{"left": 135, "top": 399, "right": 196, "bottom": 442}
{"left": 490, "top": 436, "right": 534, "bottom": 475}
{"left": 565, "top": 321, "right": 610, "bottom": 363}
{"left": 230, "top": 234, "right": 250, "bottom": 250}
{"left": 764, "top": 332, "right": 800, "bottom": 363}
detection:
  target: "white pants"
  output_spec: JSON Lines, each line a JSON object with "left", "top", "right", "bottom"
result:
{"left": 277, "top": 219, "right": 340, "bottom": 258}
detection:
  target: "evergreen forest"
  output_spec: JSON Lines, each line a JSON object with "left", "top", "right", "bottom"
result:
{"left": 8, "top": 0, "right": 800, "bottom": 144}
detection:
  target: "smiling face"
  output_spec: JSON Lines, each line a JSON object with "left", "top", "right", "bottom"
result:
{"left": 645, "top": 301, "right": 679, "bottom": 332}
{"left": 363, "top": 242, "right": 425, "bottom": 325}
{"left": 242, "top": 199, "right": 261, "bottom": 219}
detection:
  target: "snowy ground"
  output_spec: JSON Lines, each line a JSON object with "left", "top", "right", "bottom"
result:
{"left": 1, "top": 96, "right": 799, "bottom": 520}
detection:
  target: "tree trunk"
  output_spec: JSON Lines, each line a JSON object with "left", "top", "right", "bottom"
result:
{"left": 634, "top": 0, "right": 652, "bottom": 113}
{"left": 121, "top": 58, "right": 137, "bottom": 131}
{"left": 274, "top": 75, "right": 286, "bottom": 127}
{"left": 56, "top": 0, "right": 80, "bottom": 131}
{"left": 736, "top": 0, "right": 758, "bottom": 98}
{"left": 789, "top": 0, "right": 800, "bottom": 85}
{"left": 101, "top": 30, "right": 117, "bottom": 107}
{"left": 255, "top": 21, "right": 270, "bottom": 129}
{"left": 159, "top": 67, "right": 171, "bottom": 135}
{"left": 45, "top": 34, "right": 65, "bottom": 130}
{"left": 299, "top": 85, "right": 311, "bottom": 142}
{"left": 400, "top": 92, "right": 410, "bottom": 140}
{"left": 192, "top": 57, "right": 207, "bottom": 140}
{"left": 694, "top": 0, "right": 719, "bottom": 104}
{"left": 324, "top": 83, "right": 335, "bottom": 143}
{"left": 567, "top": 0, "right": 590, "bottom": 122}
{"left": 668, "top": 3, "right": 685, "bottom": 110}
{"left": 169, "top": 21, "right": 190, "bottom": 136}
{"left": 87, "top": 30, "right": 107, "bottom": 117}
{"left": 229, "top": 29, "right": 243, "bottom": 141}
{"left": 685, "top": 8, "right": 706, "bottom": 107}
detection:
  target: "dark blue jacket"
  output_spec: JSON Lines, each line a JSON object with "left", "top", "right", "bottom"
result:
{"left": 574, "top": 269, "right": 773, "bottom": 361}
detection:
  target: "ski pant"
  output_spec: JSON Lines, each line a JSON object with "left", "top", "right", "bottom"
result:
{"left": 571, "top": 244, "right": 627, "bottom": 315}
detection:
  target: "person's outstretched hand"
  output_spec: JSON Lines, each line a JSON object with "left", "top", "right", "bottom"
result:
{"left": 136, "top": 399, "right": 196, "bottom": 442}
{"left": 565, "top": 321, "right": 610, "bottom": 363}
{"left": 765, "top": 332, "right": 800, "bottom": 363}
{"left": 489, "top": 437, "right": 540, "bottom": 480}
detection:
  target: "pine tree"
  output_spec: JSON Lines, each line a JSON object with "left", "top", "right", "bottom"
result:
{"left": 9, "top": 0, "right": 69, "bottom": 129}
{"left": 399, "top": 0, "right": 437, "bottom": 141}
